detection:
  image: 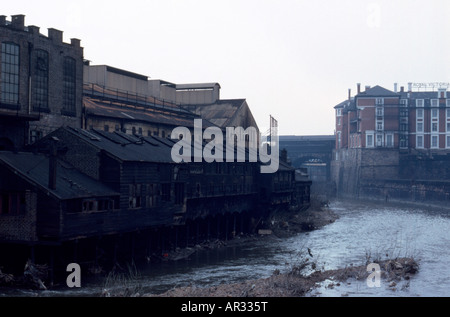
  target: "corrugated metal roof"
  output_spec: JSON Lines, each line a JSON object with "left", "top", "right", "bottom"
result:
{"left": 66, "top": 127, "right": 177, "bottom": 163}
{"left": 180, "top": 99, "right": 246, "bottom": 128}
{"left": 0, "top": 151, "right": 119, "bottom": 200}
{"left": 84, "top": 97, "right": 217, "bottom": 129}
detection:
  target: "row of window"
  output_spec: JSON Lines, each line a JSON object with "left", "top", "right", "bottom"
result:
{"left": 102, "top": 124, "right": 168, "bottom": 138}
{"left": 415, "top": 134, "right": 450, "bottom": 149}
{"left": 366, "top": 133, "right": 394, "bottom": 148}
{"left": 416, "top": 108, "right": 450, "bottom": 133}
{"left": 415, "top": 99, "right": 450, "bottom": 107}
{"left": 0, "top": 42, "right": 77, "bottom": 113}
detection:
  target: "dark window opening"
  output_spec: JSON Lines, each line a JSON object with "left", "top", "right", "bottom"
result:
{"left": 33, "top": 50, "right": 49, "bottom": 111}
{"left": 161, "top": 183, "right": 171, "bottom": 202}
{"left": 129, "top": 184, "right": 142, "bottom": 209}
{"left": 175, "top": 183, "right": 184, "bottom": 205}
{"left": 30, "top": 130, "right": 43, "bottom": 144}
{"left": 0, "top": 192, "right": 26, "bottom": 215}
{"left": 63, "top": 57, "right": 76, "bottom": 114}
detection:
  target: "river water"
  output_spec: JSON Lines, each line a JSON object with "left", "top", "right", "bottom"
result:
{"left": 5, "top": 200, "right": 450, "bottom": 297}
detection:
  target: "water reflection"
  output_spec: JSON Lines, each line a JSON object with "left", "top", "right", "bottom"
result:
{"left": 3, "top": 200, "right": 450, "bottom": 297}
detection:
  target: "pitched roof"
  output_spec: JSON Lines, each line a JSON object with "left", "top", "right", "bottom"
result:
{"left": 65, "top": 127, "right": 178, "bottom": 163}
{"left": 180, "top": 99, "right": 247, "bottom": 128}
{"left": 357, "top": 85, "right": 400, "bottom": 97}
{"left": 83, "top": 97, "right": 217, "bottom": 129}
{"left": 0, "top": 151, "right": 118, "bottom": 200}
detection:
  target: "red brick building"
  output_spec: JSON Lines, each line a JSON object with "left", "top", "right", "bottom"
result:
{"left": 332, "top": 83, "right": 450, "bottom": 201}
{"left": 335, "top": 83, "right": 450, "bottom": 152}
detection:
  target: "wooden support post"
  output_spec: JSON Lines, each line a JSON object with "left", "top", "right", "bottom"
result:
{"left": 225, "top": 215, "right": 229, "bottom": 241}
{"left": 49, "top": 247, "right": 54, "bottom": 287}
{"left": 196, "top": 222, "right": 200, "bottom": 245}
{"left": 207, "top": 219, "right": 211, "bottom": 241}
{"left": 186, "top": 223, "right": 190, "bottom": 248}
{"left": 113, "top": 236, "right": 118, "bottom": 266}
{"left": 73, "top": 239, "right": 78, "bottom": 263}
{"left": 131, "top": 232, "right": 135, "bottom": 262}
{"left": 217, "top": 217, "right": 220, "bottom": 240}
{"left": 30, "top": 245, "right": 35, "bottom": 264}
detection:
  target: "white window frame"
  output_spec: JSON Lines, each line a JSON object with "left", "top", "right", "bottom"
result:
{"left": 376, "top": 98, "right": 384, "bottom": 105}
{"left": 416, "top": 135, "right": 424, "bottom": 149}
{"left": 386, "top": 134, "right": 394, "bottom": 148}
{"left": 447, "top": 108, "right": 450, "bottom": 132}
{"left": 446, "top": 135, "right": 450, "bottom": 149}
{"left": 376, "top": 120, "right": 384, "bottom": 131}
{"left": 417, "top": 108, "right": 424, "bottom": 119}
{"left": 376, "top": 107, "right": 384, "bottom": 116}
{"left": 416, "top": 99, "right": 424, "bottom": 107}
{"left": 431, "top": 108, "right": 438, "bottom": 118}
{"left": 447, "top": 99, "right": 450, "bottom": 107}
{"left": 400, "top": 99, "right": 408, "bottom": 107}
{"left": 431, "top": 135, "right": 439, "bottom": 149}
{"left": 376, "top": 134, "right": 383, "bottom": 147}
{"left": 431, "top": 99, "right": 439, "bottom": 107}
{"left": 431, "top": 108, "right": 439, "bottom": 133}
{"left": 417, "top": 122, "right": 423, "bottom": 133}
{"left": 337, "top": 131, "right": 342, "bottom": 148}
{"left": 366, "top": 133, "right": 374, "bottom": 148}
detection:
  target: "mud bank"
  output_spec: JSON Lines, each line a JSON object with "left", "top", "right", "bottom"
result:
{"left": 145, "top": 257, "right": 419, "bottom": 297}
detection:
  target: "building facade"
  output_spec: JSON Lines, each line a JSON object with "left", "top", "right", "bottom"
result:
{"left": 335, "top": 83, "right": 450, "bottom": 153}
{"left": 332, "top": 82, "right": 450, "bottom": 201}
{"left": 0, "top": 15, "right": 84, "bottom": 150}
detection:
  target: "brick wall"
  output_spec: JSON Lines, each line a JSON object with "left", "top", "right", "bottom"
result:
{"left": 0, "top": 190, "right": 37, "bottom": 242}
{"left": 0, "top": 15, "right": 83, "bottom": 148}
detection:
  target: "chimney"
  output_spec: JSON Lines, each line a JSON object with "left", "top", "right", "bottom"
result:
{"left": 11, "top": 14, "right": 25, "bottom": 30}
{"left": 365, "top": 85, "right": 371, "bottom": 92}
{"left": 394, "top": 83, "right": 398, "bottom": 93}
{"left": 48, "top": 137, "right": 59, "bottom": 191}
{"left": 348, "top": 89, "right": 352, "bottom": 101}
{"left": 28, "top": 25, "right": 40, "bottom": 35}
{"left": 400, "top": 86, "right": 404, "bottom": 93}
{"left": 0, "top": 16, "right": 6, "bottom": 26}
{"left": 357, "top": 83, "right": 361, "bottom": 94}
{"left": 408, "top": 82, "right": 412, "bottom": 92}
{"left": 48, "top": 28, "right": 63, "bottom": 43}
{"left": 71, "top": 38, "right": 81, "bottom": 48}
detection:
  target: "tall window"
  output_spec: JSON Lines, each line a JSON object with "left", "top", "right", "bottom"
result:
{"left": 431, "top": 135, "right": 439, "bottom": 149}
{"left": 33, "top": 50, "right": 49, "bottom": 111}
{"left": 416, "top": 135, "right": 424, "bottom": 149}
{"left": 366, "top": 134, "right": 374, "bottom": 148}
{"left": 1, "top": 42, "right": 20, "bottom": 105}
{"left": 63, "top": 57, "right": 76, "bottom": 114}
{"left": 386, "top": 134, "right": 394, "bottom": 148}
{"left": 417, "top": 122, "right": 423, "bottom": 133}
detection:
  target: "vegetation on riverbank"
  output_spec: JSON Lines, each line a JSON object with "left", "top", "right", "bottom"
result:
{"left": 145, "top": 256, "right": 419, "bottom": 297}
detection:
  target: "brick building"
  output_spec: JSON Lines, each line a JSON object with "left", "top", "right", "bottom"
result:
{"left": 334, "top": 83, "right": 450, "bottom": 153}
{"left": 332, "top": 82, "right": 450, "bottom": 201}
{"left": 0, "top": 15, "right": 84, "bottom": 150}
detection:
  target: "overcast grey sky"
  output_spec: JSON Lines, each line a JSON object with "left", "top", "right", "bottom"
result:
{"left": 3, "top": 0, "right": 450, "bottom": 135}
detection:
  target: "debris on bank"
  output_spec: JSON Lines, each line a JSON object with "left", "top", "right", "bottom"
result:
{"left": 0, "top": 260, "right": 48, "bottom": 290}
{"left": 146, "top": 257, "right": 419, "bottom": 297}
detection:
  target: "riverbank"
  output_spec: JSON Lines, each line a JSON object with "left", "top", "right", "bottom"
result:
{"left": 146, "top": 257, "right": 419, "bottom": 297}
{"left": 140, "top": 202, "right": 421, "bottom": 297}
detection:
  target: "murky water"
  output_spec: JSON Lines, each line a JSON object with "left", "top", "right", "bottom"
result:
{"left": 4, "top": 200, "right": 450, "bottom": 297}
